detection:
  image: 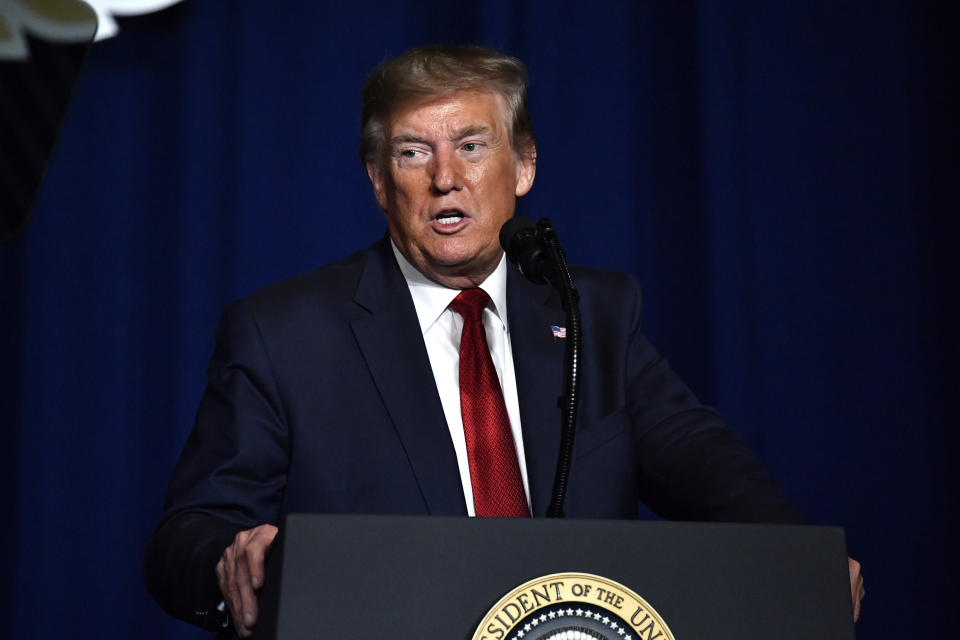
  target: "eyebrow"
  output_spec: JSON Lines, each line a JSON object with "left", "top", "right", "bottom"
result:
{"left": 388, "top": 125, "right": 494, "bottom": 150}
{"left": 389, "top": 133, "right": 428, "bottom": 147}
{"left": 451, "top": 125, "right": 492, "bottom": 141}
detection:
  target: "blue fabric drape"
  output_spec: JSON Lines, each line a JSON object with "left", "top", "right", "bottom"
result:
{"left": 1, "top": 2, "right": 956, "bottom": 637}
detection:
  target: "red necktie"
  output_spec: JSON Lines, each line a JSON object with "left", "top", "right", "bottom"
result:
{"left": 450, "top": 288, "right": 530, "bottom": 517}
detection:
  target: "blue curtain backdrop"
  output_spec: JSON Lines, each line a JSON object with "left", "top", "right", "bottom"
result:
{"left": 1, "top": 1, "right": 957, "bottom": 637}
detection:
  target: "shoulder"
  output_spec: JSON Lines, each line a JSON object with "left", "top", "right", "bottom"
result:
{"left": 568, "top": 263, "right": 640, "bottom": 293}
{"left": 568, "top": 263, "right": 643, "bottom": 311}
{"left": 230, "top": 239, "right": 387, "bottom": 322}
{"left": 552, "top": 264, "right": 645, "bottom": 346}
{"left": 208, "top": 239, "right": 393, "bottom": 367}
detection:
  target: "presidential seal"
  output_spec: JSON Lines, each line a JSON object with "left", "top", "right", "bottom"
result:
{"left": 472, "top": 572, "right": 675, "bottom": 640}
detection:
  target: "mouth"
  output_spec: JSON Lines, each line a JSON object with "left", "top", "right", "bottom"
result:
{"left": 433, "top": 208, "right": 466, "bottom": 224}
{"left": 431, "top": 208, "right": 469, "bottom": 232}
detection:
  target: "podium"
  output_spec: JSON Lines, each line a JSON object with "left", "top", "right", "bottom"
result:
{"left": 257, "top": 514, "right": 854, "bottom": 639}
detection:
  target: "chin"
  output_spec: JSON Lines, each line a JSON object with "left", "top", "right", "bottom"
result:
{"left": 424, "top": 243, "right": 476, "bottom": 267}
{"left": 428, "top": 257, "right": 476, "bottom": 275}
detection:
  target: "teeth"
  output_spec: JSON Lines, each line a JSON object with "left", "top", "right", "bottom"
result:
{"left": 436, "top": 214, "right": 463, "bottom": 225}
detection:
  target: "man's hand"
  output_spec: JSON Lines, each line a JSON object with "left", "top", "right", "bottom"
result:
{"left": 216, "top": 524, "right": 279, "bottom": 638}
{"left": 849, "top": 556, "right": 865, "bottom": 622}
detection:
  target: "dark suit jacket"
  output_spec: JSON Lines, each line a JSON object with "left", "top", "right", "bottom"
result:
{"left": 144, "top": 236, "right": 801, "bottom": 630}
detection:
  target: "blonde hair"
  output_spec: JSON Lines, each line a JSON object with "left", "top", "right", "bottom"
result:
{"left": 359, "top": 44, "right": 537, "bottom": 166}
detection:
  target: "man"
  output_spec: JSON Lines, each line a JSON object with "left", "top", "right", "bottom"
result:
{"left": 145, "top": 45, "right": 863, "bottom": 638}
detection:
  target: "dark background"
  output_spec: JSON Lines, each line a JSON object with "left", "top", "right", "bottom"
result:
{"left": 1, "top": 1, "right": 957, "bottom": 637}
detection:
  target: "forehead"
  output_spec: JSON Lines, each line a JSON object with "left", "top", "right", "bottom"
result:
{"left": 385, "top": 90, "right": 510, "bottom": 138}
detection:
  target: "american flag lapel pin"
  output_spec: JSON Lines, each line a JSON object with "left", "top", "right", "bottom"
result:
{"left": 551, "top": 325, "right": 567, "bottom": 339}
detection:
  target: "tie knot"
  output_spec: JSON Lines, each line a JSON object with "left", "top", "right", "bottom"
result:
{"left": 450, "top": 288, "right": 490, "bottom": 322}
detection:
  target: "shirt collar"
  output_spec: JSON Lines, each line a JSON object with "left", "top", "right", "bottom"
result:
{"left": 390, "top": 239, "right": 509, "bottom": 335}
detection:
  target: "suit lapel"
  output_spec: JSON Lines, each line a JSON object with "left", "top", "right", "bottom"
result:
{"left": 507, "top": 265, "right": 567, "bottom": 517}
{"left": 350, "top": 239, "right": 466, "bottom": 516}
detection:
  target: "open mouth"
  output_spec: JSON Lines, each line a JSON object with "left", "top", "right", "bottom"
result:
{"left": 433, "top": 209, "right": 466, "bottom": 227}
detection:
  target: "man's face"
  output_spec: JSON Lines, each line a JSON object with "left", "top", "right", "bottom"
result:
{"left": 367, "top": 90, "right": 536, "bottom": 289}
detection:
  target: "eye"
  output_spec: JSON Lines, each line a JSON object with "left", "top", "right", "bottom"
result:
{"left": 462, "top": 142, "right": 483, "bottom": 152}
{"left": 395, "top": 147, "right": 429, "bottom": 165}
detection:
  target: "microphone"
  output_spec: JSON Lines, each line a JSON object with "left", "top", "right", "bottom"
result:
{"left": 500, "top": 215, "right": 582, "bottom": 519}
{"left": 499, "top": 216, "right": 555, "bottom": 286}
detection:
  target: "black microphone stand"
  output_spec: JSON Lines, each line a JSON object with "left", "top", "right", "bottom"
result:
{"left": 534, "top": 219, "right": 582, "bottom": 519}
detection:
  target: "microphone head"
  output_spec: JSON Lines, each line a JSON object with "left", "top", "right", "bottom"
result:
{"left": 499, "top": 216, "right": 547, "bottom": 284}
{"left": 500, "top": 216, "right": 537, "bottom": 262}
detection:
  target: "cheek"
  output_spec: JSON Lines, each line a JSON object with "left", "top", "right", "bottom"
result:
{"left": 465, "top": 163, "right": 490, "bottom": 187}
{"left": 389, "top": 180, "right": 425, "bottom": 218}
{"left": 469, "top": 162, "right": 516, "bottom": 198}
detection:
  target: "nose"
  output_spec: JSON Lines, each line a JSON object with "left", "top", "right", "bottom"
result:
{"left": 431, "top": 147, "right": 463, "bottom": 193}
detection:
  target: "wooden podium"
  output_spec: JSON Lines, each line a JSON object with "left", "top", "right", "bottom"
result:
{"left": 257, "top": 514, "right": 854, "bottom": 639}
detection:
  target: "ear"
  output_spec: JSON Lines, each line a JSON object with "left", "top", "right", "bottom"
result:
{"left": 366, "top": 161, "right": 389, "bottom": 211}
{"left": 514, "top": 145, "right": 537, "bottom": 197}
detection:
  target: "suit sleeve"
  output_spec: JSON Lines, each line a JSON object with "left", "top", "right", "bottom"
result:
{"left": 619, "top": 276, "right": 804, "bottom": 524}
{"left": 144, "top": 299, "right": 290, "bottom": 629}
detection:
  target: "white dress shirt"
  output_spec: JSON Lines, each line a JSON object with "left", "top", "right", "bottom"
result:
{"left": 391, "top": 241, "right": 532, "bottom": 516}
